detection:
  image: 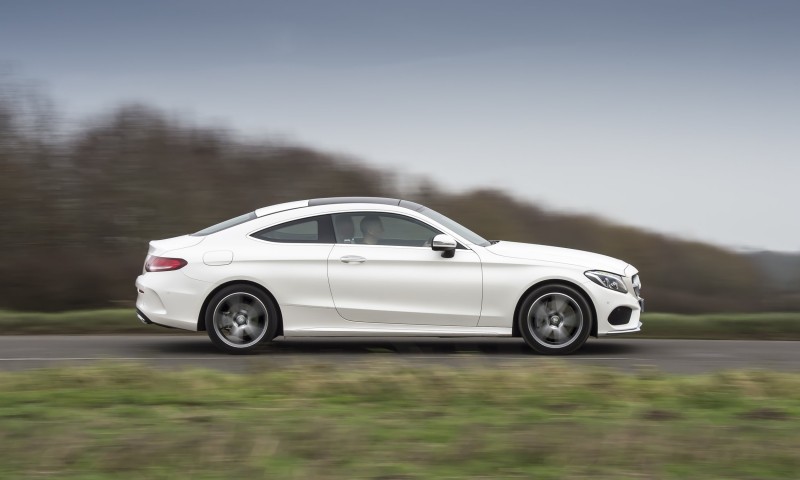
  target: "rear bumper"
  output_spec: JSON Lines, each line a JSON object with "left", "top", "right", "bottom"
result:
{"left": 136, "top": 308, "right": 178, "bottom": 329}
{"left": 135, "top": 272, "right": 210, "bottom": 331}
{"left": 136, "top": 309, "right": 152, "bottom": 325}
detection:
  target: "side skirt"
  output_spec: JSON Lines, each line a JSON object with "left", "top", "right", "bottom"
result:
{"left": 285, "top": 326, "right": 513, "bottom": 337}
{"left": 279, "top": 305, "right": 512, "bottom": 337}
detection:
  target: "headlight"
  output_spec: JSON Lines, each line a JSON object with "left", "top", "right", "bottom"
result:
{"left": 585, "top": 270, "right": 628, "bottom": 293}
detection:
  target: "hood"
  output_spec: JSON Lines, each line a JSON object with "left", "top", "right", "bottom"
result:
{"left": 148, "top": 235, "right": 205, "bottom": 256}
{"left": 485, "top": 241, "right": 629, "bottom": 274}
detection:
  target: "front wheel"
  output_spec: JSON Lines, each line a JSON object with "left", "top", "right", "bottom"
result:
{"left": 518, "top": 285, "right": 592, "bottom": 355}
{"left": 204, "top": 285, "right": 278, "bottom": 354}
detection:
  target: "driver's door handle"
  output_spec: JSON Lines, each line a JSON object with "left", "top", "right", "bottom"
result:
{"left": 340, "top": 255, "right": 366, "bottom": 264}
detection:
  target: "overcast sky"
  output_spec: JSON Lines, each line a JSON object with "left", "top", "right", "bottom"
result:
{"left": 2, "top": 0, "right": 798, "bottom": 251}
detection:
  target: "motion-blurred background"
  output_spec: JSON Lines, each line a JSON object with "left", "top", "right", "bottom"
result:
{"left": 1, "top": 0, "right": 798, "bottom": 314}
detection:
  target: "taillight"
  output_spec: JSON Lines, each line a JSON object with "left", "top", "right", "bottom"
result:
{"left": 145, "top": 255, "right": 188, "bottom": 272}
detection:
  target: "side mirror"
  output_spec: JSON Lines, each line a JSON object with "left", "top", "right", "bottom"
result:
{"left": 431, "top": 234, "right": 457, "bottom": 258}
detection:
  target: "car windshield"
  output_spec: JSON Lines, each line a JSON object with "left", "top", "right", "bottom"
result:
{"left": 191, "top": 211, "right": 257, "bottom": 236}
{"left": 419, "top": 208, "right": 491, "bottom": 247}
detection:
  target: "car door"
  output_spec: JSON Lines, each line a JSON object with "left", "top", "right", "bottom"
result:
{"left": 327, "top": 212, "right": 482, "bottom": 326}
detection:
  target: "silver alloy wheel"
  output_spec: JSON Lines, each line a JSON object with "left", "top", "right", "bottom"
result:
{"left": 526, "top": 292, "right": 584, "bottom": 348}
{"left": 212, "top": 292, "right": 269, "bottom": 348}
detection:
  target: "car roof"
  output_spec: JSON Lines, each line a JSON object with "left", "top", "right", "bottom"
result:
{"left": 308, "top": 197, "right": 426, "bottom": 211}
{"left": 255, "top": 197, "right": 426, "bottom": 217}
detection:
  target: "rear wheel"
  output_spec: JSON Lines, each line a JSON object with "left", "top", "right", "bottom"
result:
{"left": 204, "top": 285, "right": 278, "bottom": 354}
{"left": 518, "top": 284, "right": 592, "bottom": 355}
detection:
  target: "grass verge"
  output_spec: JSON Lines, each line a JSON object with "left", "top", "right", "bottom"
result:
{"left": 0, "top": 361, "right": 798, "bottom": 479}
{"left": 630, "top": 312, "right": 800, "bottom": 340}
{"left": 0, "top": 309, "right": 177, "bottom": 334}
{"left": 1, "top": 309, "right": 800, "bottom": 340}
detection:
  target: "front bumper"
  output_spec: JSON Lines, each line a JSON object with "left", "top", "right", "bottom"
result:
{"left": 581, "top": 277, "right": 644, "bottom": 336}
{"left": 602, "top": 321, "right": 642, "bottom": 335}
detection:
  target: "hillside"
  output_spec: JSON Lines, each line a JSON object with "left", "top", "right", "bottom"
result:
{"left": 0, "top": 93, "right": 794, "bottom": 313}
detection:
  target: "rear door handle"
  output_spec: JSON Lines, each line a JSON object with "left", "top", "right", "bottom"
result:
{"left": 340, "top": 255, "right": 366, "bottom": 264}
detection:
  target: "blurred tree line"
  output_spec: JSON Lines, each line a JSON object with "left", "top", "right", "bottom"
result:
{"left": 1, "top": 80, "right": 797, "bottom": 313}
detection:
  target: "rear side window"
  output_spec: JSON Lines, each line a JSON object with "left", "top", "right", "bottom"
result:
{"left": 251, "top": 215, "right": 335, "bottom": 243}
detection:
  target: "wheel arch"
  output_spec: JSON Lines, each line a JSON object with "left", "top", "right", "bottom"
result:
{"left": 511, "top": 279, "right": 598, "bottom": 338}
{"left": 197, "top": 280, "right": 283, "bottom": 337}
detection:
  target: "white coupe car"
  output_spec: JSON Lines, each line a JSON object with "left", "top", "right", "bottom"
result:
{"left": 135, "top": 197, "right": 643, "bottom": 354}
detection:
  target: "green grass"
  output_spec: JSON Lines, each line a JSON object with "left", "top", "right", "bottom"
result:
{"left": 0, "top": 309, "right": 177, "bottom": 334}
{"left": 2, "top": 309, "right": 800, "bottom": 340}
{"left": 0, "top": 362, "right": 798, "bottom": 479}
{"left": 632, "top": 312, "right": 800, "bottom": 340}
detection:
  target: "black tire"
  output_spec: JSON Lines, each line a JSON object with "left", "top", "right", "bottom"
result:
{"left": 204, "top": 284, "right": 278, "bottom": 354}
{"left": 518, "top": 284, "right": 592, "bottom": 355}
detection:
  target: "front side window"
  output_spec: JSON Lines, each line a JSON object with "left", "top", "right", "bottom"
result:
{"left": 251, "top": 215, "right": 334, "bottom": 243}
{"left": 332, "top": 212, "right": 442, "bottom": 247}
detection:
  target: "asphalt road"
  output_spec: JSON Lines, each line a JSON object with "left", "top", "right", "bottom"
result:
{"left": 0, "top": 335, "right": 799, "bottom": 374}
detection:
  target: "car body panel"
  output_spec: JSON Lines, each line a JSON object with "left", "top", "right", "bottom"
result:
{"left": 148, "top": 235, "right": 205, "bottom": 257}
{"left": 254, "top": 199, "right": 309, "bottom": 217}
{"left": 184, "top": 241, "right": 337, "bottom": 311}
{"left": 485, "top": 241, "right": 629, "bottom": 275}
{"left": 135, "top": 270, "right": 210, "bottom": 330}
{"left": 328, "top": 244, "right": 482, "bottom": 326}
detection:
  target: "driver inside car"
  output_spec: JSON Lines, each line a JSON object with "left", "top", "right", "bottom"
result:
{"left": 359, "top": 215, "right": 384, "bottom": 245}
